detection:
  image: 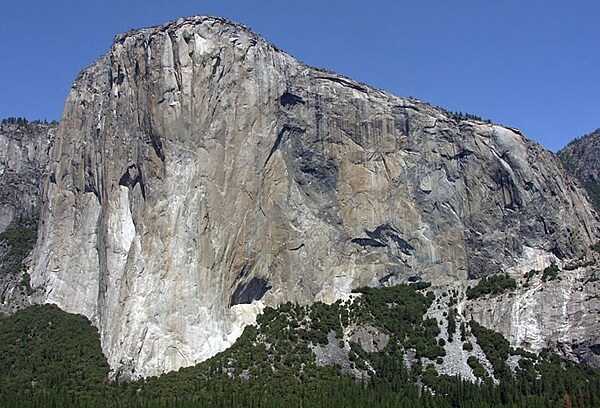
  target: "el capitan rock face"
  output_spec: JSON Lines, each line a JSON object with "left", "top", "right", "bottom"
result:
{"left": 22, "top": 16, "right": 600, "bottom": 378}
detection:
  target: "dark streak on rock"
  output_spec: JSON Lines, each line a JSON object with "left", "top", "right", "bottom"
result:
{"left": 264, "top": 125, "right": 305, "bottom": 168}
{"left": 236, "top": 263, "right": 253, "bottom": 281}
{"left": 352, "top": 224, "right": 416, "bottom": 256}
{"left": 230, "top": 277, "right": 272, "bottom": 306}
{"left": 288, "top": 243, "right": 305, "bottom": 251}
{"left": 211, "top": 55, "right": 221, "bottom": 78}
{"left": 315, "top": 76, "right": 368, "bottom": 93}
{"left": 351, "top": 238, "right": 386, "bottom": 248}
{"left": 279, "top": 92, "right": 305, "bottom": 107}
{"left": 378, "top": 273, "right": 396, "bottom": 285}
{"left": 149, "top": 130, "right": 165, "bottom": 162}
{"left": 453, "top": 150, "right": 474, "bottom": 160}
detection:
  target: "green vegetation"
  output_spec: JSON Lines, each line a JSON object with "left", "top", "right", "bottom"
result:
{"left": 2, "top": 285, "right": 600, "bottom": 407}
{"left": 467, "top": 356, "right": 488, "bottom": 381}
{"left": 409, "top": 281, "right": 431, "bottom": 291}
{"left": 0, "top": 305, "right": 110, "bottom": 402}
{"left": 0, "top": 219, "right": 37, "bottom": 273}
{"left": 523, "top": 269, "right": 539, "bottom": 287}
{"left": 542, "top": 263, "right": 560, "bottom": 282}
{"left": 352, "top": 285, "right": 443, "bottom": 359}
{"left": 449, "top": 111, "right": 492, "bottom": 124}
{"left": 525, "top": 269, "right": 538, "bottom": 280}
{"left": 1, "top": 117, "right": 30, "bottom": 126}
{"left": 466, "top": 274, "right": 517, "bottom": 300}
{"left": 0, "top": 117, "right": 58, "bottom": 126}
{"left": 0, "top": 219, "right": 38, "bottom": 297}
{"left": 470, "top": 320, "right": 511, "bottom": 380}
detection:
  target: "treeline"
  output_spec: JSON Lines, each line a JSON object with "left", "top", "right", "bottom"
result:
{"left": 449, "top": 111, "right": 492, "bottom": 124}
{"left": 1, "top": 117, "right": 58, "bottom": 126}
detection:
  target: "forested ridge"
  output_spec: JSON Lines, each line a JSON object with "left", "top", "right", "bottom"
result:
{"left": 1, "top": 285, "right": 599, "bottom": 407}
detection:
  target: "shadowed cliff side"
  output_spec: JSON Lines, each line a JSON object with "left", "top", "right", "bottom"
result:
{"left": 559, "top": 129, "right": 600, "bottom": 209}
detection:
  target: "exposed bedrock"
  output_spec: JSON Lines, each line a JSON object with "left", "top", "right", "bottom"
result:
{"left": 27, "top": 16, "right": 599, "bottom": 378}
{"left": 0, "top": 121, "right": 55, "bottom": 314}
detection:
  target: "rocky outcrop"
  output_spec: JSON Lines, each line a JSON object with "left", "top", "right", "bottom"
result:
{"left": 0, "top": 121, "right": 56, "bottom": 314}
{"left": 559, "top": 129, "right": 600, "bottom": 208}
{"left": 0, "top": 121, "right": 55, "bottom": 231}
{"left": 26, "top": 16, "right": 599, "bottom": 379}
{"left": 460, "top": 245, "right": 600, "bottom": 368}
{"left": 468, "top": 266, "right": 600, "bottom": 368}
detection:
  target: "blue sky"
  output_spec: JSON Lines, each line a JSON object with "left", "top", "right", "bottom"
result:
{"left": 0, "top": 0, "right": 598, "bottom": 151}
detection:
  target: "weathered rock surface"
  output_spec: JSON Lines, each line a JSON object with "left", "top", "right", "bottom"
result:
{"left": 0, "top": 121, "right": 55, "bottom": 314}
{"left": 467, "top": 249, "right": 600, "bottom": 368}
{"left": 24, "top": 16, "right": 600, "bottom": 378}
{"left": 559, "top": 129, "right": 600, "bottom": 208}
{"left": 0, "top": 121, "right": 55, "bottom": 231}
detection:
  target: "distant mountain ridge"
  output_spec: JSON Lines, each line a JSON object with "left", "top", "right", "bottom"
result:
{"left": 559, "top": 129, "right": 600, "bottom": 209}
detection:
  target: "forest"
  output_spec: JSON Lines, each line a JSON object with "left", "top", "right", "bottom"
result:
{"left": 1, "top": 284, "right": 599, "bottom": 408}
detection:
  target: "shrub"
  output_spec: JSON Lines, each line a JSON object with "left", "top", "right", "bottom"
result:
{"left": 467, "top": 356, "right": 488, "bottom": 380}
{"left": 466, "top": 274, "right": 517, "bottom": 300}
{"left": 542, "top": 263, "right": 560, "bottom": 282}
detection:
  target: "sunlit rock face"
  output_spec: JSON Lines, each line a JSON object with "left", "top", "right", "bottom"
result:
{"left": 28, "top": 16, "right": 599, "bottom": 378}
{"left": 466, "top": 247, "right": 600, "bottom": 368}
{"left": 0, "top": 121, "right": 55, "bottom": 314}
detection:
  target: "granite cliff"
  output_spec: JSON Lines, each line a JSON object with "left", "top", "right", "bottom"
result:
{"left": 1, "top": 16, "right": 597, "bottom": 379}
{"left": 0, "top": 120, "right": 56, "bottom": 314}
{"left": 559, "top": 129, "right": 600, "bottom": 209}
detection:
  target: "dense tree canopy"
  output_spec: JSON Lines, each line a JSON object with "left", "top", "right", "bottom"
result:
{"left": 1, "top": 284, "right": 600, "bottom": 407}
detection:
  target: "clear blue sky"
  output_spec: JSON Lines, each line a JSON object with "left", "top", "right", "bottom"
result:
{"left": 0, "top": 0, "right": 598, "bottom": 151}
